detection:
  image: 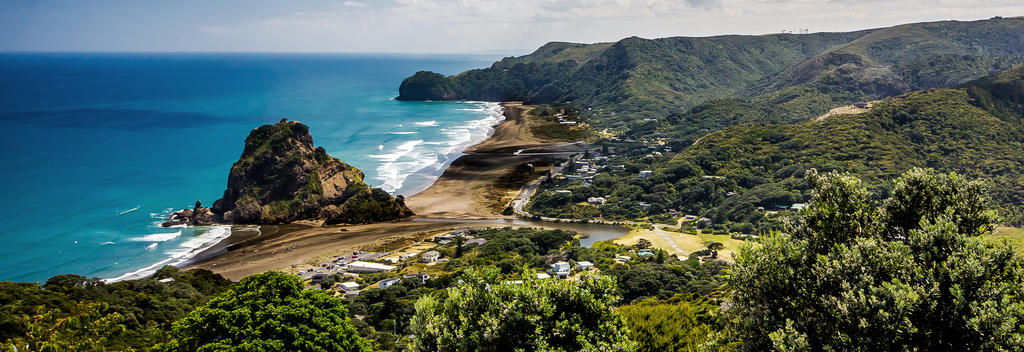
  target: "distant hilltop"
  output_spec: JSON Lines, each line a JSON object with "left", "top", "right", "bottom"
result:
{"left": 398, "top": 17, "right": 1024, "bottom": 129}
{"left": 164, "top": 119, "right": 412, "bottom": 226}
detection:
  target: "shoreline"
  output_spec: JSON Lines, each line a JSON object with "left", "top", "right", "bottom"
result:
{"left": 182, "top": 101, "right": 596, "bottom": 281}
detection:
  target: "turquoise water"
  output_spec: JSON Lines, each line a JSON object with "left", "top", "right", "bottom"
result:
{"left": 0, "top": 53, "right": 504, "bottom": 282}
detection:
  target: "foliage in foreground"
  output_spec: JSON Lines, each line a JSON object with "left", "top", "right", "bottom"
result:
{"left": 0, "top": 266, "right": 231, "bottom": 351}
{"left": 154, "top": 271, "right": 370, "bottom": 352}
{"left": 729, "top": 168, "right": 1024, "bottom": 351}
{"left": 409, "top": 267, "right": 636, "bottom": 352}
{"left": 5, "top": 301, "right": 126, "bottom": 352}
{"left": 618, "top": 295, "right": 733, "bottom": 352}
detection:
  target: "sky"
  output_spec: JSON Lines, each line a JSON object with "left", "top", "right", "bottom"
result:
{"left": 1, "top": 0, "right": 1022, "bottom": 54}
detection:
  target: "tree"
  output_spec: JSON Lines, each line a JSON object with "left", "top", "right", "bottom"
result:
{"left": 728, "top": 168, "right": 1024, "bottom": 351}
{"left": 619, "top": 295, "right": 733, "bottom": 352}
{"left": 153, "top": 271, "right": 370, "bottom": 352}
{"left": 636, "top": 238, "right": 653, "bottom": 250}
{"left": 409, "top": 267, "right": 636, "bottom": 352}
{"left": 4, "top": 301, "right": 126, "bottom": 352}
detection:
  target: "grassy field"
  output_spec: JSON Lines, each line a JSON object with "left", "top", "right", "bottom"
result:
{"left": 615, "top": 228, "right": 753, "bottom": 261}
{"left": 984, "top": 226, "right": 1024, "bottom": 250}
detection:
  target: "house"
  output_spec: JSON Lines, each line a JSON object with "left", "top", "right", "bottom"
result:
{"left": 465, "top": 238, "right": 487, "bottom": 246}
{"left": 638, "top": 202, "right": 651, "bottom": 210}
{"left": 639, "top": 170, "right": 653, "bottom": 179}
{"left": 726, "top": 192, "right": 737, "bottom": 197}
{"left": 340, "top": 282, "right": 360, "bottom": 291}
{"left": 637, "top": 250, "right": 655, "bottom": 257}
{"left": 791, "top": 203, "right": 807, "bottom": 210}
{"left": 379, "top": 277, "right": 401, "bottom": 289}
{"left": 587, "top": 197, "right": 606, "bottom": 205}
{"left": 421, "top": 250, "right": 441, "bottom": 263}
{"left": 853, "top": 101, "right": 869, "bottom": 108}
{"left": 399, "top": 252, "right": 419, "bottom": 261}
{"left": 345, "top": 261, "right": 396, "bottom": 274}
{"left": 551, "top": 261, "right": 571, "bottom": 279}
{"left": 551, "top": 261, "right": 571, "bottom": 273}
{"left": 311, "top": 273, "right": 328, "bottom": 283}
{"left": 684, "top": 215, "right": 698, "bottom": 220}
{"left": 536, "top": 273, "right": 551, "bottom": 279}
{"left": 566, "top": 175, "right": 582, "bottom": 180}
{"left": 615, "top": 255, "right": 632, "bottom": 262}
{"left": 576, "top": 261, "right": 595, "bottom": 271}
{"left": 554, "top": 190, "right": 572, "bottom": 194}
{"left": 403, "top": 273, "right": 430, "bottom": 284}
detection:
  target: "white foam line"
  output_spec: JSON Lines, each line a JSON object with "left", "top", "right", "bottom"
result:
{"left": 380, "top": 101, "right": 504, "bottom": 195}
{"left": 129, "top": 230, "right": 182, "bottom": 242}
{"left": 118, "top": 206, "right": 141, "bottom": 215}
{"left": 104, "top": 225, "right": 232, "bottom": 283}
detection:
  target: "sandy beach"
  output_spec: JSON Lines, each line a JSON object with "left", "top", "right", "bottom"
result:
{"left": 185, "top": 102, "right": 589, "bottom": 280}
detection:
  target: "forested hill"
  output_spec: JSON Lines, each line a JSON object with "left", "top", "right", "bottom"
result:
{"left": 398, "top": 18, "right": 1024, "bottom": 130}
{"left": 661, "top": 64, "right": 1024, "bottom": 227}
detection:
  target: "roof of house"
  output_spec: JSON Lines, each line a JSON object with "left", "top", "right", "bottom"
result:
{"left": 346, "top": 261, "right": 396, "bottom": 271}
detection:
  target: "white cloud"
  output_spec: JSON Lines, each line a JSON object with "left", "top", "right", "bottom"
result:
{"left": 192, "top": 0, "right": 1024, "bottom": 53}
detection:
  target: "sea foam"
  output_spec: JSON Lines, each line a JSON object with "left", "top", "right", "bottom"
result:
{"left": 372, "top": 102, "right": 503, "bottom": 195}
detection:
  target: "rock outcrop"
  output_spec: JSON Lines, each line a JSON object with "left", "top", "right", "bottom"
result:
{"left": 396, "top": 71, "right": 458, "bottom": 101}
{"left": 164, "top": 119, "right": 412, "bottom": 226}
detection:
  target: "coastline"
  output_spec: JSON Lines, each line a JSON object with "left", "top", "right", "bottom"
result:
{"left": 182, "top": 101, "right": 592, "bottom": 281}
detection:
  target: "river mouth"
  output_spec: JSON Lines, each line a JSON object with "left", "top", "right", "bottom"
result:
{"left": 411, "top": 217, "right": 631, "bottom": 247}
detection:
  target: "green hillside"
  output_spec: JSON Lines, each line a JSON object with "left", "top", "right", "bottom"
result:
{"left": 400, "top": 18, "right": 1024, "bottom": 133}
{"left": 528, "top": 65, "right": 1024, "bottom": 230}
{"left": 668, "top": 64, "right": 1024, "bottom": 228}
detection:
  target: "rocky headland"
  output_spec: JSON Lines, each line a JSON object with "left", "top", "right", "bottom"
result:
{"left": 164, "top": 119, "right": 412, "bottom": 227}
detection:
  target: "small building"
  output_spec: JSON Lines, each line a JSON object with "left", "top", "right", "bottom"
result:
{"left": 853, "top": 101, "right": 869, "bottom": 109}
{"left": 379, "top": 277, "right": 401, "bottom": 289}
{"left": 576, "top": 261, "right": 595, "bottom": 271}
{"left": 639, "top": 170, "right": 653, "bottom": 179}
{"left": 399, "top": 252, "right": 420, "bottom": 261}
{"left": 637, "top": 250, "right": 655, "bottom": 257}
{"left": 345, "top": 261, "right": 396, "bottom": 274}
{"left": 791, "top": 203, "right": 807, "bottom": 210}
{"left": 421, "top": 250, "right": 441, "bottom": 263}
{"left": 615, "top": 255, "right": 632, "bottom": 262}
{"left": 340, "top": 282, "right": 360, "bottom": 291}
{"left": 554, "top": 190, "right": 572, "bottom": 194}
{"left": 465, "top": 238, "right": 487, "bottom": 246}
{"left": 311, "top": 273, "right": 328, "bottom": 283}
{"left": 551, "top": 261, "right": 571, "bottom": 273}
{"left": 726, "top": 192, "right": 737, "bottom": 197}
{"left": 587, "top": 197, "right": 606, "bottom": 205}
{"left": 638, "top": 202, "right": 651, "bottom": 210}
{"left": 536, "top": 273, "right": 551, "bottom": 279}
{"left": 566, "top": 175, "right": 582, "bottom": 180}
{"left": 403, "top": 273, "right": 430, "bottom": 284}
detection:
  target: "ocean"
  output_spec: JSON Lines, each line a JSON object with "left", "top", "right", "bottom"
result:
{"left": 0, "top": 53, "right": 505, "bottom": 282}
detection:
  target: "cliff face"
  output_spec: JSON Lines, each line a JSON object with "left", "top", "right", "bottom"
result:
{"left": 396, "top": 71, "right": 458, "bottom": 101}
{"left": 165, "top": 119, "right": 412, "bottom": 226}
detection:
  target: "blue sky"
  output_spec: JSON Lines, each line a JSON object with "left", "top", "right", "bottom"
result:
{"left": 2, "top": 0, "right": 1022, "bottom": 53}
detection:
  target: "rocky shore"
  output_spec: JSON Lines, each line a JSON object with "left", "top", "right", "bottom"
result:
{"left": 164, "top": 118, "right": 412, "bottom": 228}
